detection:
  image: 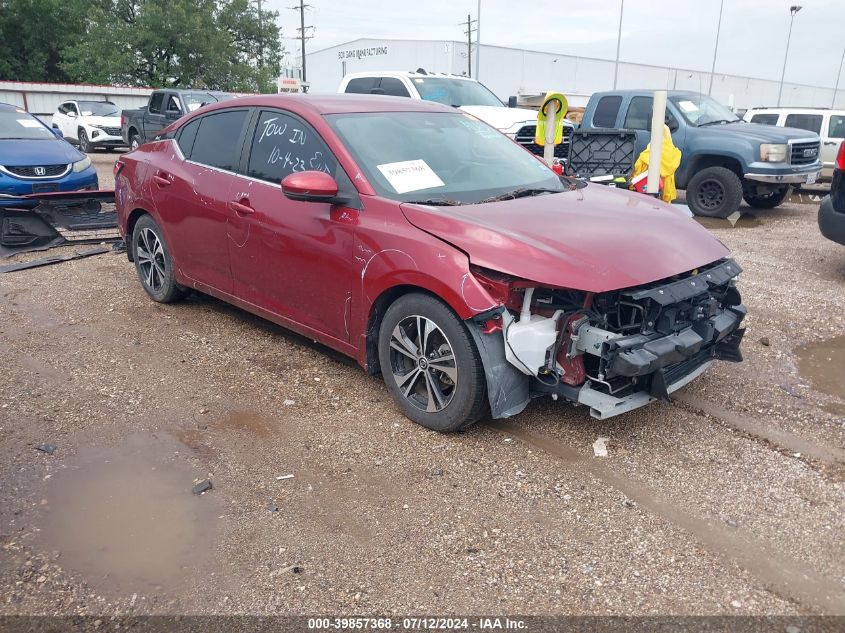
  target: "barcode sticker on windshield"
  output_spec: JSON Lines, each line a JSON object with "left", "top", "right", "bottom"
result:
{"left": 678, "top": 101, "right": 697, "bottom": 113}
{"left": 376, "top": 159, "right": 445, "bottom": 194}
{"left": 17, "top": 119, "right": 42, "bottom": 128}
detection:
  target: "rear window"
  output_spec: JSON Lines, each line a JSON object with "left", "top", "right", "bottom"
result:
{"left": 344, "top": 77, "right": 378, "bottom": 94}
{"left": 0, "top": 110, "right": 55, "bottom": 140}
{"left": 623, "top": 96, "right": 652, "bottom": 130}
{"left": 177, "top": 118, "right": 200, "bottom": 156}
{"left": 592, "top": 96, "right": 622, "bottom": 128}
{"left": 189, "top": 110, "right": 249, "bottom": 171}
{"left": 784, "top": 113, "right": 823, "bottom": 134}
{"left": 828, "top": 115, "right": 845, "bottom": 138}
{"left": 750, "top": 113, "right": 779, "bottom": 125}
{"left": 149, "top": 93, "right": 164, "bottom": 114}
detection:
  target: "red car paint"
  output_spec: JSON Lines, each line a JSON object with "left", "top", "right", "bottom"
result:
{"left": 115, "top": 94, "right": 730, "bottom": 373}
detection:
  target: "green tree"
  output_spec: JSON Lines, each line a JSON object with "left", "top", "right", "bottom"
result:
{"left": 60, "top": 0, "right": 282, "bottom": 92}
{"left": 0, "top": 0, "right": 86, "bottom": 82}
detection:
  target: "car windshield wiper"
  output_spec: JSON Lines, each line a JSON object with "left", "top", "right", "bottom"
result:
{"left": 480, "top": 187, "right": 560, "bottom": 203}
{"left": 404, "top": 198, "right": 464, "bottom": 206}
{"left": 698, "top": 119, "right": 734, "bottom": 127}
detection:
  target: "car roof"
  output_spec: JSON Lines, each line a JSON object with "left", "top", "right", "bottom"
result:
{"left": 342, "top": 70, "right": 478, "bottom": 82}
{"left": 199, "top": 93, "right": 453, "bottom": 115}
{"left": 589, "top": 89, "right": 703, "bottom": 98}
{"left": 746, "top": 107, "right": 845, "bottom": 114}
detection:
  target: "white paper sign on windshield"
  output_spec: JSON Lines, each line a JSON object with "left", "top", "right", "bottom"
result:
{"left": 376, "top": 159, "right": 445, "bottom": 194}
{"left": 17, "top": 119, "right": 42, "bottom": 128}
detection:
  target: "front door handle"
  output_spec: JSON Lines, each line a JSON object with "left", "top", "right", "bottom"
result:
{"left": 229, "top": 200, "right": 255, "bottom": 215}
{"left": 823, "top": 141, "right": 838, "bottom": 146}
{"left": 152, "top": 174, "right": 171, "bottom": 187}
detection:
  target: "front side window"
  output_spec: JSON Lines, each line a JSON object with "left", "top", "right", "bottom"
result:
{"left": 829, "top": 115, "right": 845, "bottom": 139}
{"left": 0, "top": 110, "right": 55, "bottom": 140}
{"left": 58, "top": 103, "right": 69, "bottom": 115}
{"left": 77, "top": 101, "right": 119, "bottom": 117}
{"left": 344, "top": 77, "right": 378, "bottom": 94}
{"left": 328, "top": 111, "right": 567, "bottom": 204}
{"left": 592, "top": 96, "right": 622, "bottom": 127}
{"left": 750, "top": 113, "right": 779, "bottom": 125}
{"left": 166, "top": 96, "right": 182, "bottom": 114}
{"left": 784, "top": 113, "right": 823, "bottom": 135}
{"left": 412, "top": 78, "right": 502, "bottom": 107}
{"left": 247, "top": 110, "right": 338, "bottom": 183}
{"left": 188, "top": 110, "right": 249, "bottom": 171}
{"left": 67, "top": 102, "right": 78, "bottom": 115}
{"left": 379, "top": 78, "right": 411, "bottom": 98}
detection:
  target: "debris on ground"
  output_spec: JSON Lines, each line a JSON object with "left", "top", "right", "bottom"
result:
{"left": 34, "top": 443, "right": 57, "bottom": 455}
{"left": 592, "top": 437, "right": 610, "bottom": 458}
{"left": 760, "top": 336, "right": 771, "bottom": 346}
{"left": 275, "top": 474, "right": 294, "bottom": 481}
{"left": 266, "top": 503, "right": 279, "bottom": 512}
{"left": 192, "top": 479, "right": 213, "bottom": 495}
{"left": 0, "top": 247, "right": 110, "bottom": 273}
{"left": 780, "top": 384, "right": 801, "bottom": 398}
{"left": 283, "top": 399, "right": 295, "bottom": 406}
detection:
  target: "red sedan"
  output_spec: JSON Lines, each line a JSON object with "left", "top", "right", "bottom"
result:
{"left": 115, "top": 95, "right": 746, "bottom": 431}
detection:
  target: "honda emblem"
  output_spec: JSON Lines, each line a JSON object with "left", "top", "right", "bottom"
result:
{"left": 33, "top": 166, "right": 46, "bottom": 176}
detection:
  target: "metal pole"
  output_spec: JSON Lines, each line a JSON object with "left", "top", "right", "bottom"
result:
{"left": 543, "top": 100, "right": 558, "bottom": 167}
{"left": 300, "top": 0, "right": 307, "bottom": 85}
{"left": 467, "top": 14, "right": 472, "bottom": 77}
{"left": 777, "top": 6, "right": 802, "bottom": 107}
{"left": 833, "top": 45, "right": 845, "bottom": 108}
{"left": 707, "top": 0, "right": 724, "bottom": 95}
{"left": 612, "top": 0, "right": 624, "bottom": 89}
{"left": 475, "top": 0, "right": 481, "bottom": 80}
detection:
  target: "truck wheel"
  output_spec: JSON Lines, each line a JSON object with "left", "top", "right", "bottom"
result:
{"left": 686, "top": 167, "right": 743, "bottom": 218}
{"left": 129, "top": 133, "right": 140, "bottom": 151}
{"left": 378, "top": 293, "right": 487, "bottom": 432}
{"left": 78, "top": 129, "right": 92, "bottom": 153}
{"left": 743, "top": 187, "right": 788, "bottom": 209}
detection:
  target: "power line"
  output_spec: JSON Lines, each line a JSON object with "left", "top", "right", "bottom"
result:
{"left": 462, "top": 14, "right": 477, "bottom": 78}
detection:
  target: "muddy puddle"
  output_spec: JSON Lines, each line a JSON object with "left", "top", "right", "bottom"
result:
{"left": 695, "top": 214, "right": 762, "bottom": 230}
{"left": 38, "top": 432, "right": 219, "bottom": 596}
{"left": 795, "top": 336, "right": 845, "bottom": 404}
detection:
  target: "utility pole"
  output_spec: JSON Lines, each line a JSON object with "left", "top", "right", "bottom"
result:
{"left": 475, "top": 0, "right": 481, "bottom": 80}
{"left": 834, "top": 45, "right": 845, "bottom": 108}
{"left": 707, "top": 0, "right": 724, "bottom": 95}
{"left": 288, "top": 0, "right": 313, "bottom": 90}
{"left": 612, "top": 0, "right": 624, "bottom": 89}
{"left": 463, "top": 14, "right": 477, "bottom": 78}
{"left": 256, "top": 0, "right": 263, "bottom": 67}
{"left": 777, "top": 5, "right": 802, "bottom": 107}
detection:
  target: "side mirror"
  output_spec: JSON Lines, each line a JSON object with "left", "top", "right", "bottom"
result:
{"left": 52, "top": 127, "right": 64, "bottom": 139}
{"left": 67, "top": 111, "right": 77, "bottom": 118}
{"left": 507, "top": 96, "right": 518, "bottom": 108}
{"left": 667, "top": 118, "right": 679, "bottom": 133}
{"left": 281, "top": 171, "right": 341, "bottom": 203}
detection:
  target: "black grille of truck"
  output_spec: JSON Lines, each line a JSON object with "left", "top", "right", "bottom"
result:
{"left": 790, "top": 141, "right": 820, "bottom": 165}
{"left": 515, "top": 125, "right": 572, "bottom": 159}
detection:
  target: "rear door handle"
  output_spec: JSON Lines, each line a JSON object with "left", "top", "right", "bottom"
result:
{"left": 152, "top": 174, "right": 171, "bottom": 187}
{"left": 229, "top": 200, "right": 255, "bottom": 215}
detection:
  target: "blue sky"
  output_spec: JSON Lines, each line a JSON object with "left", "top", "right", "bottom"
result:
{"left": 267, "top": 0, "right": 844, "bottom": 88}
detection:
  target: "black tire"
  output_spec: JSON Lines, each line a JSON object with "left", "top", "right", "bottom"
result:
{"left": 131, "top": 214, "right": 187, "bottom": 303}
{"left": 78, "top": 128, "right": 92, "bottom": 153}
{"left": 129, "top": 132, "right": 140, "bottom": 151}
{"left": 743, "top": 186, "right": 789, "bottom": 209}
{"left": 378, "top": 293, "right": 487, "bottom": 432}
{"left": 686, "top": 166, "right": 743, "bottom": 218}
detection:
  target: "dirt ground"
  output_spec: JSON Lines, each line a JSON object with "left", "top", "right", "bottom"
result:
{"left": 0, "top": 151, "right": 843, "bottom": 618}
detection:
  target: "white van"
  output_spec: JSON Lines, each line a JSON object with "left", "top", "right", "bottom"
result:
{"left": 338, "top": 70, "right": 574, "bottom": 161}
{"left": 743, "top": 107, "right": 845, "bottom": 180}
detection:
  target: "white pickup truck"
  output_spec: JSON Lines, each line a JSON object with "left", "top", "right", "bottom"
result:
{"left": 338, "top": 70, "right": 573, "bottom": 160}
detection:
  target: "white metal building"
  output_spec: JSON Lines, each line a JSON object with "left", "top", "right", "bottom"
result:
{"left": 304, "top": 38, "right": 844, "bottom": 111}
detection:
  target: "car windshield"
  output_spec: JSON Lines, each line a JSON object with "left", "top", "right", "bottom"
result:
{"left": 0, "top": 111, "right": 55, "bottom": 140}
{"left": 184, "top": 92, "right": 232, "bottom": 112}
{"left": 670, "top": 95, "right": 740, "bottom": 126}
{"left": 78, "top": 101, "right": 119, "bottom": 117}
{"left": 327, "top": 111, "right": 567, "bottom": 204}
{"left": 413, "top": 78, "right": 503, "bottom": 107}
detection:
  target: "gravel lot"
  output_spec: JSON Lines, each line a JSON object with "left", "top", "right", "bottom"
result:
{"left": 1, "top": 151, "right": 843, "bottom": 618}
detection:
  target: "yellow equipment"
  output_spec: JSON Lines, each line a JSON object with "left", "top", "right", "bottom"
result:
{"left": 534, "top": 92, "right": 569, "bottom": 146}
{"left": 632, "top": 125, "right": 682, "bottom": 202}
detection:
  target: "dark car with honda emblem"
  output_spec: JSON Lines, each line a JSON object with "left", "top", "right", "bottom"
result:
{"left": 0, "top": 103, "right": 98, "bottom": 196}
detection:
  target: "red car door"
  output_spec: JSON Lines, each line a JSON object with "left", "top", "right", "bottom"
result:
{"left": 151, "top": 109, "right": 251, "bottom": 294}
{"left": 226, "top": 109, "right": 358, "bottom": 343}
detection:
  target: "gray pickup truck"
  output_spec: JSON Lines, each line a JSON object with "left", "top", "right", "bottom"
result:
{"left": 121, "top": 89, "right": 234, "bottom": 150}
{"left": 579, "top": 90, "right": 822, "bottom": 217}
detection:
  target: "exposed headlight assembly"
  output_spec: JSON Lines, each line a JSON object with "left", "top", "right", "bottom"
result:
{"left": 760, "top": 143, "right": 788, "bottom": 162}
{"left": 72, "top": 156, "right": 92, "bottom": 172}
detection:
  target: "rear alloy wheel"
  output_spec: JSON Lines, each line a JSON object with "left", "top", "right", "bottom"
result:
{"left": 686, "top": 166, "right": 743, "bottom": 218}
{"left": 743, "top": 186, "right": 789, "bottom": 209}
{"left": 78, "top": 128, "right": 92, "bottom": 153}
{"left": 378, "top": 294, "right": 487, "bottom": 432}
{"left": 129, "top": 133, "right": 140, "bottom": 151}
{"left": 131, "top": 215, "right": 186, "bottom": 303}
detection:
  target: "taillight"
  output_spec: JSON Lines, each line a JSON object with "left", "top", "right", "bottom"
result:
{"left": 113, "top": 159, "right": 125, "bottom": 177}
{"left": 837, "top": 142, "right": 845, "bottom": 171}
{"left": 120, "top": 113, "right": 124, "bottom": 129}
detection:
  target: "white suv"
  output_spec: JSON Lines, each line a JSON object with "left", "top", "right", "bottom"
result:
{"left": 338, "top": 71, "right": 574, "bottom": 160}
{"left": 743, "top": 107, "right": 845, "bottom": 180}
{"left": 52, "top": 100, "right": 126, "bottom": 153}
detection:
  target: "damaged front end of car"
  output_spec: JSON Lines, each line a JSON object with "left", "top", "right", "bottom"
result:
{"left": 467, "top": 258, "right": 746, "bottom": 419}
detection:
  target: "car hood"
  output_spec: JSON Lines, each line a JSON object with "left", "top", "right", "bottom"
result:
{"left": 81, "top": 115, "right": 121, "bottom": 127}
{"left": 459, "top": 105, "right": 550, "bottom": 131}
{"left": 400, "top": 185, "right": 730, "bottom": 293}
{"left": 697, "top": 121, "right": 818, "bottom": 142}
{"left": 0, "top": 138, "right": 83, "bottom": 166}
